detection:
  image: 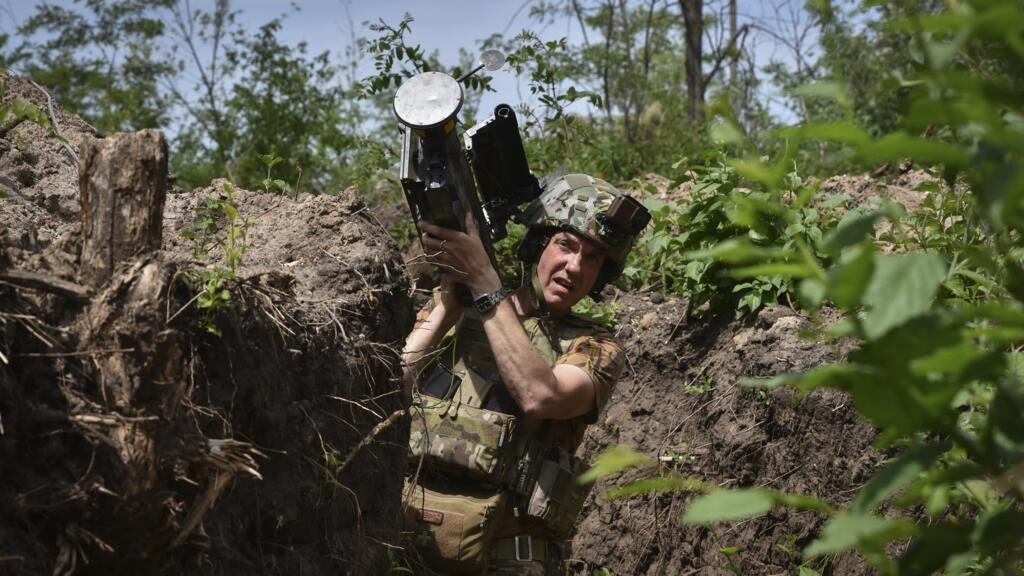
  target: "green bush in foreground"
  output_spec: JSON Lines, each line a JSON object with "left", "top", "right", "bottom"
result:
{"left": 588, "top": 1, "right": 1024, "bottom": 574}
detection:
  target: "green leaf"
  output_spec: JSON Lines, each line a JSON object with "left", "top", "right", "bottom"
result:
{"left": 851, "top": 442, "right": 947, "bottom": 514}
{"left": 601, "top": 475, "right": 705, "bottom": 500}
{"left": 987, "top": 381, "right": 1024, "bottom": 460}
{"left": 798, "top": 278, "right": 827, "bottom": 308}
{"left": 857, "top": 134, "right": 969, "bottom": 169}
{"left": 577, "top": 445, "right": 653, "bottom": 485}
{"left": 687, "top": 239, "right": 792, "bottom": 264}
{"left": 861, "top": 254, "right": 947, "bottom": 339}
{"left": 897, "top": 523, "right": 972, "bottom": 576}
{"left": 710, "top": 119, "right": 744, "bottom": 144}
{"left": 775, "top": 492, "right": 833, "bottom": 513}
{"left": 823, "top": 210, "right": 884, "bottom": 254}
{"left": 729, "top": 158, "right": 781, "bottom": 188}
{"left": 804, "top": 514, "right": 914, "bottom": 558}
{"left": 844, "top": 315, "right": 968, "bottom": 435}
{"left": 739, "top": 364, "right": 869, "bottom": 392}
{"left": 730, "top": 262, "right": 814, "bottom": 279}
{"left": 792, "top": 81, "right": 851, "bottom": 109}
{"left": 973, "top": 509, "right": 1024, "bottom": 556}
{"left": 781, "top": 121, "right": 870, "bottom": 146}
{"left": 909, "top": 342, "right": 989, "bottom": 377}
{"left": 681, "top": 489, "right": 775, "bottom": 525}
{"left": 829, "top": 244, "right": 875, "bottom": 310}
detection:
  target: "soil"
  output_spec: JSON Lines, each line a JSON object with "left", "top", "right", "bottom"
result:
{"left": 569, "top": 292, "right": 882, "bottom": 575}
{"left": 817, "top": 171, "right": 937, "bottom": 214}
{"left": 0, "top": 74, "right": 414, "bottom": 575}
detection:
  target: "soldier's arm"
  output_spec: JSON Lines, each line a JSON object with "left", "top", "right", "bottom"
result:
{"left": 418, "top": 217, "right": 595, "bottom": 420}
{"left": 482, "top": 297, "right": 598, "bottom": 420}
{"left": 401, "top": 292, "right": 461, "bottom": 404}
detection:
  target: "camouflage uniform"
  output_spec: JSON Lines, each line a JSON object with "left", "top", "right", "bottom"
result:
{"left": 408, "top": 303, "right": 624, "bottom": 575}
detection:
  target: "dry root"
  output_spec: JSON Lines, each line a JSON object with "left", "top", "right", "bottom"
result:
{"left": 172, "top": 439, "right": 267, "bottom": 547}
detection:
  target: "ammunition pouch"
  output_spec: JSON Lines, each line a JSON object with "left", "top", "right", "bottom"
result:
{"left": 513, "top": 444, "right": 594, "bottom": 537}
{"left": 408, "top": 394, "right": 519, "bottom": 486}
{"left": 404, "top": 478, "right": 507, "bottom": 573}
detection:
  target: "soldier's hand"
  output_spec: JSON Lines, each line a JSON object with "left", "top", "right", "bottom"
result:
{"left": 419, "top": 214, "right": 502, "bottom": 296}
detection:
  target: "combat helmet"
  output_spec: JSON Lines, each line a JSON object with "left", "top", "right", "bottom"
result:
{"left": 517, "top": 173, "right": 651, "bottom": 298}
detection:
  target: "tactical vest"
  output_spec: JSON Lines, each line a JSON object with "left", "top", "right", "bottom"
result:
{"left": 408, "top": 310, "right": 603, "bottom": 536}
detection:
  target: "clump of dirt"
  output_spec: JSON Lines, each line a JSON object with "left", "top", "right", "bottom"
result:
{"left": 0, "top": 73, "right": 415, "bottom": 575}
{"left": 570, "top": 291, "right": 882, "bottom": 575}
{"left": 622, "top": 173, "right": 695, "bottom": 204}
{"left": 818, "top": 169, "right": 939, "bottom": 214}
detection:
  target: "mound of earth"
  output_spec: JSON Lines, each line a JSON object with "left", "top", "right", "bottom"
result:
{"left": 570, "top": 292, "right": 882, "bottom": 575}
{"left": 0, "top": 74, "right": 414, "bottom": 575}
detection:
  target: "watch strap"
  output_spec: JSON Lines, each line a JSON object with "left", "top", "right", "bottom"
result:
{"left": 473, "top": 287, "right": 511, "bottom": 315}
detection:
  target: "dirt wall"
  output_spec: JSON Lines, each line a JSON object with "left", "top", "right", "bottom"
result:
{"left": 0, "top": 74, "right": 414, "bottom": 575}
{"left": 570, "top": 293, "right": 881, "bottom": 575}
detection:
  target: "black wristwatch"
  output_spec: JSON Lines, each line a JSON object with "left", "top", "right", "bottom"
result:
{"left": 473, "top": 287, "right": 511, "bottom": 315}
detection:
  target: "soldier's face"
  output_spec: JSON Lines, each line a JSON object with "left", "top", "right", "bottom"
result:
{"left": 536, "top": 231, "right": 606, "bottom": 315}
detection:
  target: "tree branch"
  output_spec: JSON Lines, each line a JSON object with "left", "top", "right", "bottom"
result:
{"left": 703, "top": 23, "right": 749, "bottom": 92}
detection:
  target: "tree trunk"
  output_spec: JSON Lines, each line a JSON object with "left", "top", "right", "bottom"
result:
{"left": 730, "top": 0, "right": 738, "bottom": 87}
{"left": 79, "top": 129, "right": 168, "bottom": 287}
{"left": 680, "top": 0, "right": 704, "bottom": 124}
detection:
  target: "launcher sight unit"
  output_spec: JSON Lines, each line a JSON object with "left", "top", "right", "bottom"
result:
{"left": 393, "top": 50, "right": 542, "bottom": 273}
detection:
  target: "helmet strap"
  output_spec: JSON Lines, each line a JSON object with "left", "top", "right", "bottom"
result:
{"left": 525, "top": 263, "right": 549, "bottom": 317}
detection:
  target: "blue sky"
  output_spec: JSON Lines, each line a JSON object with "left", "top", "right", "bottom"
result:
{"left": 3, "top": 0, "right": 817, "bottom": 123}
{"left": 230, "top": 0, "right": 811, "bottom": 120}
{"left": 237, "top": 0, "right": 574, "bottom": 115}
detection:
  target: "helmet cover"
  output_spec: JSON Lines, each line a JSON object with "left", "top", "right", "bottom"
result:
{"left": 520, "top": 173, "right": 643, "bottom": 277}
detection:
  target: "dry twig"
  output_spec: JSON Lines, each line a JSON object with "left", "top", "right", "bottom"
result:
{"left": 333, "top": 409, "right": 405, "bottom": 477}
{"left": 15, "top": 348, "right": 133, "bottom": 358}
{"left": 173, "top": 438, "right": 265, "bottom": 547}
{"left": 28, "top": 80, "right": 79, "bottom": 167}
{"left": 0, "top": 270, "right": 92, "bottom": 302}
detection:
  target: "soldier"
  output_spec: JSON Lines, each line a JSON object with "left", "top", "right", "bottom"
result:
{"left": 402, "top": 174, "right": 650, "bottom": 575}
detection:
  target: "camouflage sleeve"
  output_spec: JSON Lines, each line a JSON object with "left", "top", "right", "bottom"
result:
{"left": 556, "top": 334, "right": 625, "bottom": 424}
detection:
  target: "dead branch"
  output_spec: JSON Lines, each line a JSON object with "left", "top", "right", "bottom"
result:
{"left": 0, "top": 270, "right": 92, "bottom": 302}
{"left": 198, "top": 438, "right": 266, "bottom": 480}
{"left": 171, "top": 471, "right": 232, "bottom": 548}
{"left": 27, "top": 80, "right": 79, "bottom": 167}
{"left": 53, "top": 523, "right": 113, "bottom": 576}
{"left": 326, "top": 394, "right": 385, "bottom": 420}
{"left": 333, "top": 408, "right": 405, "bottom": 477}
{"left": 703, "top": 24, "right": 750, "bottom": 91}
{"left": 15, "top": 348, "right": 133, "bottom": 358}
{"left": 35, "top": 410, "right": 161, "bottom": 426}
{"left": 173, "top": 438, "right": 266, "bottom": 547}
